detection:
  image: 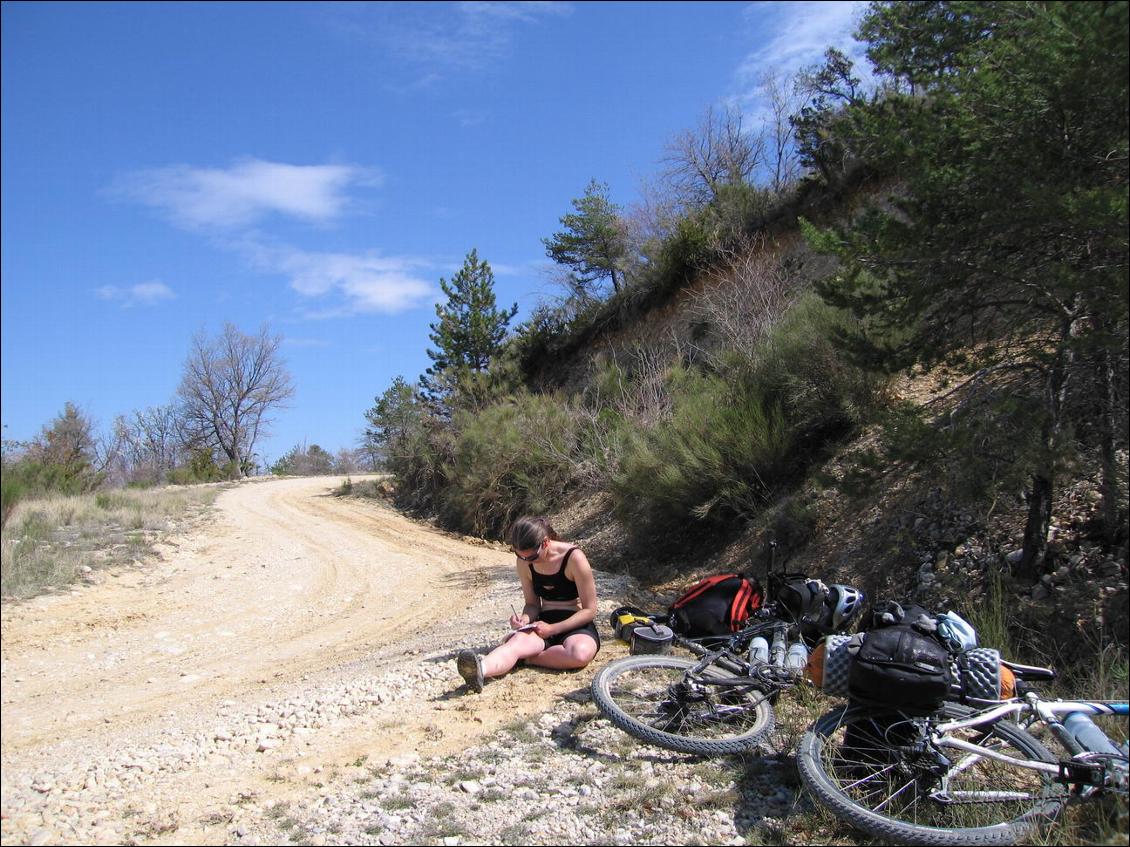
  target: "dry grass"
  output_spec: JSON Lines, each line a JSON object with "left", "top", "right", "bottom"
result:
{"left": 1, "top": 485, "right": 221, "bottom": 598}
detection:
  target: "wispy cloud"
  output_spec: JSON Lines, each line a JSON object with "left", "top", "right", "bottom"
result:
{"left": 453, "top": 108, "right": 489, "bottom": 127}
{"left": 95, "top": 280, "right": 176, "bottom": 307}
{"left": 488, "top": 259, "right": 543, "bottom": 278}
{"left": 737, "top": 1, "right": 868, "bottom": 83}
{"left": 239, "top": 240, "right": 435, "bottom": 317}
{"left": 110, "top": 158, "right": 380, "bottom": 230}
{"left": 110, "top": 156, "right": 439, "bottom": 318}
{"left": 731, "top": 2, "right": 872, "bottom": 131}
{"left": 282, "top": 336, "right": 332, "bottom": 348}
{"left": 339, "top": 1, "right": 572, "bottom": 79}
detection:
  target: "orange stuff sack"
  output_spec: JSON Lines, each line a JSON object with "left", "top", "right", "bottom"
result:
{"left": 999, "top": 663, "right": 1016, "bottom": 699}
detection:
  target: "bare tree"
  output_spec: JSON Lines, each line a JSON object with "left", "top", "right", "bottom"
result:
{"left": 177, "top": 323, "right": 294, "bottom": 478}
{"left": 758, "top": 70, "right": 805, "bottom": 194}
{"left": 690, "top": 233, "right": 804, "bottom": 356}
{"left": 114, "top": 404, "right": 185, "bottom": 483}
{"left": 624, "top": 174, "right": 683, "bottom": 261}
{"left": 660, "top": 104, "right": 765, "bottom": 209}
{"left": 334, "top": 447, "right": 363, "bottom": 474}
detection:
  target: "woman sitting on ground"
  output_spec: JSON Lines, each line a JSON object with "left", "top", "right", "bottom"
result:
{"left": 457, "top": 516, "right": 600, "bottom": 693}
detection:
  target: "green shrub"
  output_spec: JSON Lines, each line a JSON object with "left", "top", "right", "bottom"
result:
{"left": 165, "top": 449, "right": 227, "bottom": 485}
{"left": 651, "top": 216, "right": 714, "bottom": 301}
{"left": 95, "top": 491, "right": 133, "bottom": 511}
{"left": 387, "top": 418, "right": 456, "bottom": 513}
{"left": 572, "top": 405, "right": 632, "bottom": 487}
{"left": 1, "top": 455, "right": 99, "bottom": 527}
{"left": 612, "top": 295, "right": 880, "bottom": 542}
{"left": 1, "top": 472, "right": 26, "bottom": 528}
{"left": 612, "top": 364, "right": 793, "bottom": 536}
{"left": 439, "top": 393, "right": 578, "bottom": 537}
{"left": 747, "top": 293, "right": 880, "bottom": 443}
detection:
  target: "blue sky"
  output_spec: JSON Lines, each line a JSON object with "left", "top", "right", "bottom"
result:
{"left": 1, "top": 1, "right": 867, "bottom": 467}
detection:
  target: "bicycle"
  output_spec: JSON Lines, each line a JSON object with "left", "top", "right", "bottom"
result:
{"left": 590, "top": 606, "right": 819, "bottom": 756}
{"left": 796, "top": 662, "right": 1129, "bottom": 846}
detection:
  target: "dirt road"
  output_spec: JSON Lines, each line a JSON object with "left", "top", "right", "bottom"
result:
{"left": 0, "top": 476, "right": 641, "bottom": 845}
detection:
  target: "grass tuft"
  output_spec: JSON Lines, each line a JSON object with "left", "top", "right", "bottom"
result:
{"left": 1, "top": 485, "right": 219, "bottom": 598}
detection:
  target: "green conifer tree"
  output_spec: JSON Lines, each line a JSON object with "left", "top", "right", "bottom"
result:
{"left": 421, "top": 249, "right": 518, "bottom": 411}
{"left": 805, "top": 0, "right": 1129, "bottom": 574}
{"left": 543, "top": 179, "right": 629, "bottom": 298}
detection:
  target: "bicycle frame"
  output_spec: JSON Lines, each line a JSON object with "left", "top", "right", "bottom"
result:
{"left": 645, "top": 620, "right": 802, "bottom": 721}
{"left": 932, "top": 695, "right": 1129, "bottom": 789}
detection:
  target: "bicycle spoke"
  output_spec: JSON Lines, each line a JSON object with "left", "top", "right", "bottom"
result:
{"left": 801, "top": 704, "right": 1065, "bottom": 843}
{"left": 874, "top": 776, "right": 918, "bottom": 814}
{"left": 593, "top": 656, "right": 775, "bottom": 753}
{"left": 837, "top": 760, "right": 901, "bottom": 793}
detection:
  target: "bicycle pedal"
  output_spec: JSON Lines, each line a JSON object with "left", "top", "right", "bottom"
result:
{"left": 1057, "top": 760, "right": 1105, "bottom": 787}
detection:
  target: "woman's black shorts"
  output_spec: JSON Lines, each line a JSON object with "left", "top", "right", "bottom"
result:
{"left": 538, "top": 608, "right": 601, "bottom": 650}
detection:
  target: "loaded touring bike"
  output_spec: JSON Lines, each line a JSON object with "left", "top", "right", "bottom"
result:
{"left": 796, "top": 662, "right": 1129, "bottom": 846}
{"left": 591, "top": 611, "right": 795, "bottom": 755}
{"left": 591, "top": 565, "right": 866, "bottom": 756}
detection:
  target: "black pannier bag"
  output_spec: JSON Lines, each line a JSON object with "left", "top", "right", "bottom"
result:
{"left": 667, "top": 573, "right": 763, "bottom": 637}
{"left": 848, "top": 624, "right": 953, "bottom": 713}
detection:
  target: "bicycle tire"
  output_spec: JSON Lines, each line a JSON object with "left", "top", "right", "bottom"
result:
{"left": 797, "top": 702, "right": 1066, "bottom": 846}
{"left": 591, "top": 654, "right": 775, "bottom": 755}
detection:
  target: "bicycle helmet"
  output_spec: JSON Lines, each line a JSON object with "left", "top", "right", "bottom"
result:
{"left": 817, "top": 584, "right": 865, "bottom": 633}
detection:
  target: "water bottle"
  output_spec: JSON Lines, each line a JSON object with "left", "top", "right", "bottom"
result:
{"left": 1062, "top": 712, "right": 1124, "bottom": 757}
{"left": 786, "top": 641, "right": 809, "bottom": 674}
{"left": 770, "top": 628, "right": 787, "bottom": 668}
{"left": 748, "top": 637, "right": 769, "bottom": 666}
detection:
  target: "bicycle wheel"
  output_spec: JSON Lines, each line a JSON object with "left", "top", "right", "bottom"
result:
{"left": 797, "top": 702, "right": 1066, "bottom": 846}
{"left": 591, "top": 654, "right": 775, "bottom": 755}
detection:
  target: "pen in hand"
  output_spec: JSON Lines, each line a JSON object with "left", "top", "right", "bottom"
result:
{"left": 510, "top": 604, "right": 536, "bottom": 631}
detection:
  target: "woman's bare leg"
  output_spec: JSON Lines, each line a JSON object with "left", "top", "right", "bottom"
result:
{"left": 524, "top": 633, "right": 598, "bottom": 670}
{"left": 479, "top": 631, "right": 547, "bottom": 677}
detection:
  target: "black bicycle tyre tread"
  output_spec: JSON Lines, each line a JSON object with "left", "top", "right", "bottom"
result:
{"left": 796, "top": 702, "right": 1065, "bottom": 846}
{"left": 591, "top": 655, "right": 775, "bottom": 755}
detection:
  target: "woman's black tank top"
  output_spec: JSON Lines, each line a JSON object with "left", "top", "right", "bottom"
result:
{"left": 529, "top": 546, "right": 580, "bottom": 602}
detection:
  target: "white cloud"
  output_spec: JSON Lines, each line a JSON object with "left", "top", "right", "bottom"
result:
{"left": 95, "top": 280, "right": 176, "bottom": 307}
{"left": 240, "top": 241, "right": 435, "bottom": 316}
{"left": 460, "top": 2, "right": 573, "bottom": 23}
{"left": 346, "top": 2, "right": 572, "bottom": 76}
{"left": 738, "top": 1, "right": 868, "bottom": 82}
{"left": 111, "top": 158, "right": 379, "bottom": 230}
{"left": 453, "top": 108, "right": 489, "bottom": 127}
{"left": 731, "top": 2, "right": 873, "bottom": 135}
{"left": 488, "top": 260, "right": 540, "bottom": 277}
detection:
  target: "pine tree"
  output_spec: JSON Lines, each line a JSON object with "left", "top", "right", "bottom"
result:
{"left": 421, "top": 249, "right": 518, "bottom": 411}
{"left": 543, "top": 179, "right": 628, "bottom": 298}
{"left": 806, "top": 0, "right": 1129, "bottom": 575}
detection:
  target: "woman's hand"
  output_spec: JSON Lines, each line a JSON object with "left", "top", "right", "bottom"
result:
{"left": 531, "top": 620, "right": 556, "bottom": 639}
{"left": 509, "top": 613, "right": 531, "bottom": 630}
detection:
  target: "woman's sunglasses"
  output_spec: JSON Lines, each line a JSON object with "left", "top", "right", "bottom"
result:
{"left": 514, "top": 547, "right": 541, "bottom": 562}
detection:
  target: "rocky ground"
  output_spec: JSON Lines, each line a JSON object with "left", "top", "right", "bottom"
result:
{"left": 6, "top": 473, "right": 1122, "bottom": 846}
{"left": 0, "top": 477, "right": 847, "bottom": 847}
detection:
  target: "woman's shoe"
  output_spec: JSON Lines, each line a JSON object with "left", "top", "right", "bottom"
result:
{"left": 456, "top": 650, "right": 484, "bottom": 693}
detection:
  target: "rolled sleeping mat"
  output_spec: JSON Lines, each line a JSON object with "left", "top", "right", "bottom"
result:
{"left": 806, "top": 634, "right": 853, "bottom": 696}
{"left": 950, "top": 647, "right": 1015, "bottom": 702}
